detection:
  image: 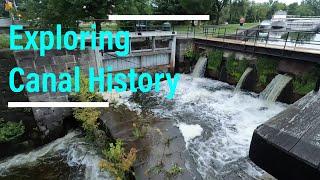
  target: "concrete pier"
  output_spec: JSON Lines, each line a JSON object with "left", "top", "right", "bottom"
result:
{"left": 249, "top": 91, "right": 320, "bottom": 179}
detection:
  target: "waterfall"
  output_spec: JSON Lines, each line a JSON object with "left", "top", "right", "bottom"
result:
{"left": 192, "top": 57, "right": 208, "bottom": 78}
{"left": 260, "top": 74, "right": 292, "bottom": 102}
{"left": 0, "top": 131, "right": 112, "bottom": 179}
{"left": 235, "top": 67, "right": 253, "bottom": 91}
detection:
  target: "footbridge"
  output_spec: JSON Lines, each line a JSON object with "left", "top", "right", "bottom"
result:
{"left": 177, "top": 26, "right": 320, "bottom": 63}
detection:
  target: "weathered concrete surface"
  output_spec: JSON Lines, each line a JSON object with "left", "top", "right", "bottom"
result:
{"left": 100, "top": 106, "right": 202, "bottom": 180}
{"left": 249, "top": 91, "right": 320, "bottom": 179}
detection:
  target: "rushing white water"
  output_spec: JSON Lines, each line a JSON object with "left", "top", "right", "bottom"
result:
{"left": 260, "top": 74, "right": 292, "bottom": 102}
{"left": 235, "top": 67, "right": 253, "bottom": 91}
{"left": 192, "top": 57, "right": 208, "bottom": 77}
{"left": 0, "top": 131, "right": 112, "bottom": 180}
{"left": 118, "top": 75, "right": 286, "bottom": 179}
{"left": 177, "top": 123, "right": 203, "bottom": 147}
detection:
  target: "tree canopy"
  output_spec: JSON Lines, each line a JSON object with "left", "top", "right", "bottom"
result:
{"left": 14, "top": 0, "right": 320, "bottom": 27}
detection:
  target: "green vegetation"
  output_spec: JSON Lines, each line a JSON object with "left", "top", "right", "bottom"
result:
{"left": 146, "top": 162, "right": 183, "bottom": 178}
{"left": 99, "top": 140, "right": 137, "bottom": 180}
{"left": 132, "top": 122, "right": 147, "bottom": 139}
{"left": 71, "top": 75, "right": 104, "bottom": 103}
{"left": 207, "top": 50, "right": 223, "bottom": 72}
{"left": 226, "top": 55, "right": 249, "bottom": 81}
{"left": 293, "top": 69, "right": 319, "bottom": 95}
{"left": 256, "top": 57, "right": 278, "bottom": 87}
{"left": 73, "top": 108, "right": 101, "bottom": 133}
{"left": 0, "top": 119, "right": 25, "bottom": 143}
{"left": 184, "top": 46, "right": 200, "bottom": 62}
{"left": 146, "top": 162, "right": 165, "bottom": 175}
{"left": 0, "top": 34, "right": 10, "bottom": 49}
{"left": 2, "top": 0, "right": 318, "bottom": 30}
{"left": 70, "top": 76, "right": 137, "bottom": 179}
{"left": 166, "top": 163, "right": 184, "bottom": 177}
{"left": 71, "top": 76, "right": 103, "bottom": 138}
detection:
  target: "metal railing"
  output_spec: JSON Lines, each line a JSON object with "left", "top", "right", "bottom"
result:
{"left": 175, "top": 25, "right": 320, "bottom": 51}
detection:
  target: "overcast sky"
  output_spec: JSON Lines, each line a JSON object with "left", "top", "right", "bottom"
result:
{"left": 253, "top": 0, "right": 302, "bottom": 4}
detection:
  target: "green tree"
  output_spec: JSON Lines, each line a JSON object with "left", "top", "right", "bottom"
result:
{"left": 302, "top": 0, "right": 320, "bottom": 16}
{"left": 153, "top": 0, "right": 185, "bottom": 15}
{"left": 180, "top": 0, "right": 211, "bottom": 25}
{"left": 287, "top": 3, "right": 299, "bottom": 15}
{"left": 266, "top": 0, "right": 287, "bottom": 19}
{"left": 19, "top": 0, "right": 91, "bottom": 28}
{"left": 229, "top": 0, "right": 249, "bottom": 24}
{"left": 212, "top": 0, "right": 229, "bottom": 24}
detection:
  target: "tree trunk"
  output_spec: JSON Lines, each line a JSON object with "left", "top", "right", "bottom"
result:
{"left": 215, "top": 15, "right": 220, "bottom": 25}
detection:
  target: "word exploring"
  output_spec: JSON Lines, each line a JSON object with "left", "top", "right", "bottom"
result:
{"left": 9, "top": 67, "right": 181, "bottom": 99}
{"left": 10, "top": 24, "right": 129, "bottom": 57}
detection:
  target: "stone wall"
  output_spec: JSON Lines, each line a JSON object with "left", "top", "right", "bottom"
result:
{"left": 13, "top": 49, "right": 99, "bottom": 140}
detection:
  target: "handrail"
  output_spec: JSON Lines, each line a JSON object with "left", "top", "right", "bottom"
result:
{"left": 174, "top": 24, "right": 320, "bottom": 51}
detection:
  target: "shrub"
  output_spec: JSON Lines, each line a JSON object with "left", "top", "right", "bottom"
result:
{"left": 70, "top": 75, "right": 104, "bottom": 102}
{"left": 99, "top": 140, "right": 137, "bottom": 179}
{"left": 73, "top": 107, "right": 101, "bottom": 133}
{"left": 71, "top": 75, "right": 104, "bottom": 133}
{"left": 0, "top": 119, "right": 25, "bottom": 143}
{"left": 184, "top": 46, "right": 199, "bottom": 62}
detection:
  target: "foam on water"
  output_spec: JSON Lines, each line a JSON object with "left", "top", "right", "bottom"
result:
{"left": 177, "top": 123, "right": 203, "bottom": 147}
{"left": 119, "top": 75, "right": 286, "bottom": 179}
{"left": 0, "top": 131, "right": 112, "bottom": 179}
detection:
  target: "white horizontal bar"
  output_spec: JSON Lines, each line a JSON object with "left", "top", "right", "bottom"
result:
{"left": 108, "top": 15, "right": 210, "bottom": 21}
{"left": 8, "top": 102, "right": 109, "bottom": 108}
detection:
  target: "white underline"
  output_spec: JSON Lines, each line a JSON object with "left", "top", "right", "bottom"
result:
{"left": 8, "top": 102, "right": 109, "bottom": 108}
{"left": 108, "top": 15, "right": 210, "bottom": 21}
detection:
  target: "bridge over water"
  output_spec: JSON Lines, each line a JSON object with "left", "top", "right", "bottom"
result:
{"left": 176, "top": 26, "right": 320, "bottom": 63}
